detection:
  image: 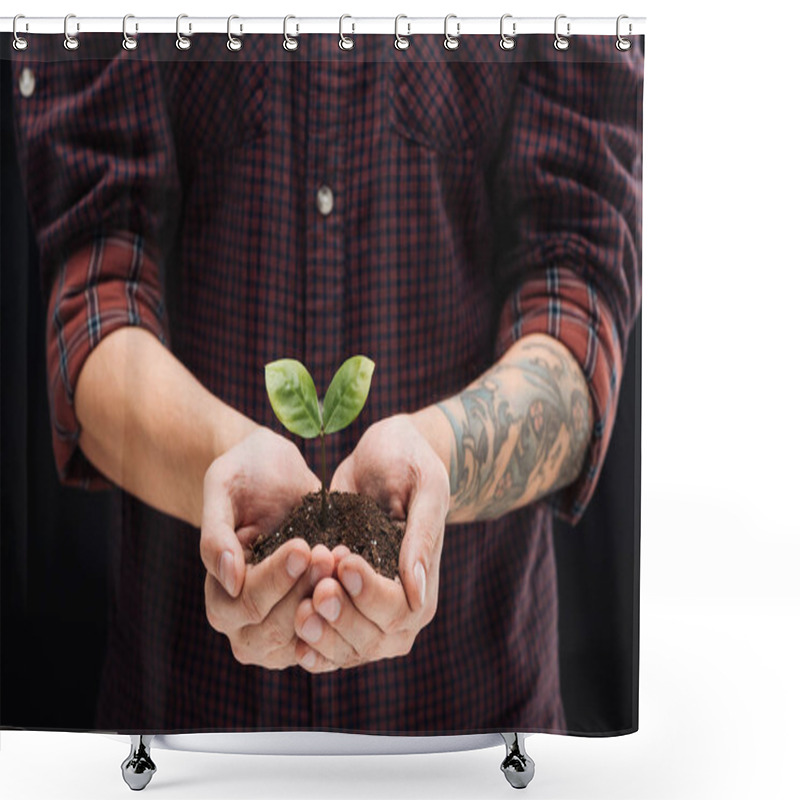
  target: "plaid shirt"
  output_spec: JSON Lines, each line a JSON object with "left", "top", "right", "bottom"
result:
{"left": 12, "top": 33, "right": 642, "bottom": 734}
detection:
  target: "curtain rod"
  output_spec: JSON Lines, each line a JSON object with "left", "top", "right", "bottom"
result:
{"left": 1, "top": 15, "right": 646, "bottom": 37}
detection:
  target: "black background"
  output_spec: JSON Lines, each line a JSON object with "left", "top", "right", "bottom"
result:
{"left": 1, "top": 49, "right": 640, "bottom": 735}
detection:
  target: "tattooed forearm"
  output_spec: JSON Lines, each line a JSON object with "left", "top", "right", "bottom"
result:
{"left": 436, "top": 336, "right": 592, "bottom": 521}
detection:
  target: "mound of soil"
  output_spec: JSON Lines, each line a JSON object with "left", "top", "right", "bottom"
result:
{"left": 248, "top": 490, "right": 404, "bottom": 579}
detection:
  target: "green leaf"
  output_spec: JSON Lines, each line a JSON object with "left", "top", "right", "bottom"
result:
{"left": 264, "top": 359, "right": 322, "bottom": 439}
{"left": 322, "top": 356, "right": 375, "bottom": 435}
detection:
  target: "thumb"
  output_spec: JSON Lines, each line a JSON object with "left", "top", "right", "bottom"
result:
{"left": 330, "top": 456, "right": 357, "bottom": 494}
{"left": 398, "top": 470, "right": 448, "bottom": 614}
{"left": 200, "top": 467, "right": 245, "bottom": 598}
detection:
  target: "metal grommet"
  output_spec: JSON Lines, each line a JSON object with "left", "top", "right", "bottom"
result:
{"left": 394, "top": 14, "right": 410, "bottom": 50}
{"left": 443, "top": 13, "right": 460, "bottom": 51}
{"left": 283, "top": 15, "right": 298, "bottom": 51}
{"left": 122, "top": 15, "right": 138, "bottom": 51}
{"left": 64, "top": 13, "right": 79, "bottom": 51}
{"left": 227, "top": 15, "right": 242, "bottom": 51}
{"left": 499, "top": 14, "right": 516, "bottom": 50}
{"left": 176, "top": 14, "right": 191, "bottom": 51}
{"left": 616, "top": 14, "right": 632, "bottom": 51}
{"left": 339, "top": 14, "right": 354, "bottom": 50}
{"left": 13, "top": 15, "right": 29, "bottom": 51}
{"left": 554, "top": 14, "right": 570, "bottom": 51}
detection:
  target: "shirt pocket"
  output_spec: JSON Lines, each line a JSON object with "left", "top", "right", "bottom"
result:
{"left": 385, "top": 51, "right": 517, "bottom": 159}
{"left": 166, "top": 60, "right": 272, "bottom": 153}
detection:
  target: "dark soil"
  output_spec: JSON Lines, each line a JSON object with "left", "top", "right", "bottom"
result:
{"left": 248, "top": 490, "right": 405, "bottom": 579}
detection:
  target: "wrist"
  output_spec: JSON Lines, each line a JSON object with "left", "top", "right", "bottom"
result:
{"left": 408, "top": 405, "right": 456, "bottom": 505}
{"left": 210, "top": 403, "right": 261, "bottom": 462}
{"left": 187, "top": 402, "right": 259, "bottom": 528}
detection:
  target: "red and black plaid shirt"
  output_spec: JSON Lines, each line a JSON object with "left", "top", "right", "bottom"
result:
{"left": 12, "top": 33, "right": 642, "bottom": 734}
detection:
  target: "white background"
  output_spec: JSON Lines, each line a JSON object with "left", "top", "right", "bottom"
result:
{"left": 3, "top": 0, "right": 799, "bottom": 798}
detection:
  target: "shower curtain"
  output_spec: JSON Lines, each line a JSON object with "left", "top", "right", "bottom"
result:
{"left": 1, "top": 24, "right": 643, "bottom": 738}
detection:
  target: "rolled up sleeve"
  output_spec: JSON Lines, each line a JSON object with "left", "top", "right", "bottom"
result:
{"left": 12, "top": 36, "right": 180, "bottom": 488}
{"left": 45, "top": 235, "right": 169, "bottom": 488}
{"left": 491, "top": 36, "right": 644, "bottom": 524}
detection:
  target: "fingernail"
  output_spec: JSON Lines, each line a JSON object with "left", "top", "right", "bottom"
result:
{"left": 414, "top": 561, "right": 427, "bottom": 606}
{"left": 300, "top": 650, "right": 316, "bottom": 670}
{"left": 309, "top": 565, "right": 323, "bottom": 587}
{"left": 301, "top": 615, "right": 323, "bottom": 643}
{"left": 219, "top": 550, "right": 236, "bottom": 597}
{"left": 286, "top": 551, "right": 307, "bottom": 579}
{"left": 317, "top": 597, "right": 341, "bottom": 622}
{"left": 341, "top": 569, "right": 362, "bottom": 598}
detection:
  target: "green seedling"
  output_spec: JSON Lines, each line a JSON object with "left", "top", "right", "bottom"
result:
{"left": 264, "top": 355, "right": 375, "bottom": 527}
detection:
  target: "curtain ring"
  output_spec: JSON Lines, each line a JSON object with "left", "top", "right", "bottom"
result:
{"left": 283, "top": 15, "right": 298, "bottom": 51}
{"left": 616, "top": 15, "right": 632, "bottom": 51}
{"left": 339, "top": 14, "right": 355, "bottom": 50}
{"left": 554, "top": 14, "right": 570, "bottom": 51}
{"left": 176, "top": 14, "right": 191, "bottom": 50}
{"left": 499, "top": 14, "right": 516, "bottom": 50}
{"left": 12, "top": 15, "right": 28, "bottom": 51}
{"left": 227, "top": 15, "right": 242, "bottom": 51}
{"left": 64, "top": 13, "right": 79, "bottom": 51}
{"left": 394, "top": 14, "right": 410, "bottom": 50}
{"left": 122, "top": 15, "right": 138, "bottom": 51}
{"left": 443, "top": 14, "right": 460, "bottom": 51}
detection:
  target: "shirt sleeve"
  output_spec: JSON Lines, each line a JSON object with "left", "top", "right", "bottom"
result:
{"left": 491, "top": 36, "right": 644, "bottom": 525}
{"left": 12, "top": 36, "right": 180, "bottom": 489}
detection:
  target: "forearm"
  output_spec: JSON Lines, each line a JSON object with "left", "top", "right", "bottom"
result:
{"left": 411, "top": 333, "right": 592, "bottom": 523}
{"left": 74, "top": 327, "right": 258, "bottom": 527}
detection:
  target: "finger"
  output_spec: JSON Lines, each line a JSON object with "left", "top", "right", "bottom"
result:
{"left": 311, "top": 577, "right": 384, "bottom": 658}
{"left": 229, "top": 623, "right": 297, "bottom": 670}
{"left": 307, "top": 543, "right": 336, "bottom": 587}
{"left": 231, "top": 548, "right": 334, "bottom": 665}
{"left": 336, "top": 554, "right": 410, "bottom": 634}
{"left": 331, "top": 545, "right": 350, "bottom": 571}
{"left": 241, "top": 543, "right": 334, "bottom": 636}
{"left": 294, "top": 640, "right": 341, "bottom": 673}
{"left": 200, "top": 464, "right": 245, "bottom": 597}
{"left": 206, "top": 539, "right": 311, "bottom": 630}
{"left": 262, "top": 559, "right": 321, "bottom": 639}
{"left": 397, "top": 467, "right": 448, "bottom": 613}
{"left": 294, "top": 596, "right": 359, "bottom": 668}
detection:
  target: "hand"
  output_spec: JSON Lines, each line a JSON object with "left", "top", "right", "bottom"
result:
{"left": 201, "top": 427, "right": 334, "bottom": 669}
{"left": 293, "top": 414, "right": 450, "bottom": 672}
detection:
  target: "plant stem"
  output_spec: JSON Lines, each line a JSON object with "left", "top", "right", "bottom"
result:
{"left": 320, "top": 430, "right": 328, "bottom": 528}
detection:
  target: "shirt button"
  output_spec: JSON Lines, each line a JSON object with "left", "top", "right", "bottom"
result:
{"left": 316, "top": 185, "right": 334, "bottom": 216}
{"left": 19, "top": 68, "right": 35, "bottom": 98}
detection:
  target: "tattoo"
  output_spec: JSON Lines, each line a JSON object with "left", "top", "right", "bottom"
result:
{"left": 438, "top": 339, "right": 591, "bottom": 520}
